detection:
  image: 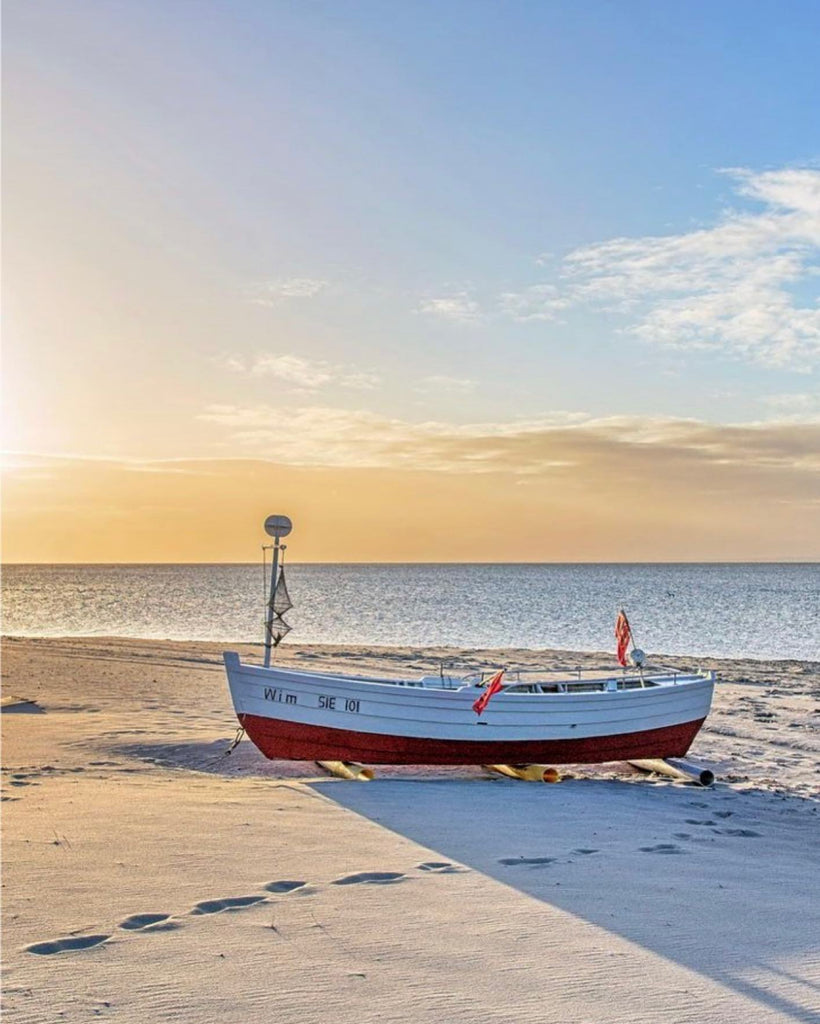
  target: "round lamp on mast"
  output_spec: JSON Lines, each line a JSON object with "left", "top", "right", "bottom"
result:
{"left": 264, "top": 514, "right": 292, "bottom": 540}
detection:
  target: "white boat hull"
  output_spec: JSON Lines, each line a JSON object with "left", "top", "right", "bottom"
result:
{"left": 224, "top": 653, "right": 715, "bottom": 765}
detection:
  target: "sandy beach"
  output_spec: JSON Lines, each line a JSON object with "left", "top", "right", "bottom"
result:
{"left": 2, "top": 636, "right": 818, "bottom": 1023}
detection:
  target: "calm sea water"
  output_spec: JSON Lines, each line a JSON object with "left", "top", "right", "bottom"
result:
{"left": 2, "top": 563, "right": 818, "bottom": 661}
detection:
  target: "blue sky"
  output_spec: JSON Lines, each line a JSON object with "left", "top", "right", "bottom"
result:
{"left": 3, "top": 1, "right": 819, "bottom": 560}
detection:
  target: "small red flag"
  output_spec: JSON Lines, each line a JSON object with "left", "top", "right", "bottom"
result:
{"left": 615, "top": 610, "right": 632, "bottom": 667}
{"left": 472, "top": 669, "right": 505, "bottom": 716}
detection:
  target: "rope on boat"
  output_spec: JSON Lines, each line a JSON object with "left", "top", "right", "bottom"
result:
{"left": 224, "top": 725, "right": 245, "bottom": 755}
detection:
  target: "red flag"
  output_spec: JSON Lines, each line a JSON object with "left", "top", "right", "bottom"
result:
{"left": 472, "top": 669, "right": 505, "bottom": 716}
{"left": 615, "top": 610, "right": 632, "bottom": 667}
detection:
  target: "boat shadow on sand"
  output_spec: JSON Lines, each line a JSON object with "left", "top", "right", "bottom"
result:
{"left": 109, "top": 735, "right": 818, "bottom": 1023}
{"left": 310, "top": 774, "right": 819, "bottom": 1024}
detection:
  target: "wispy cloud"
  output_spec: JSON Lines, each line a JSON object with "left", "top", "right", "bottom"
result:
{"left": 501, "top": 166, "right": 820, "bottom": 369}
{"left": 216, "top": 352, "right": 380, "bottom": 391}
{"left": 245, "top": 278, "right": 328, "bottom": 307}
{"left": 498, "top": 284, "right": 569, "bottom": 323}
{"left": 198, "top": 404, "right": 820, "bottom": 483}
{"left": 199, "top": 403, "right": 588, "bottom": 470}
{"left": 247, "top": 354, "right": 331, "bottom": 388}
{"left": 417, "top": 375, "right": 477, "bottom": 394}
{"left": 762, "top": 392, "right": 820, "bottom": 417}
{"left": 418, "top": 292, "right": 483, "bottom": 324}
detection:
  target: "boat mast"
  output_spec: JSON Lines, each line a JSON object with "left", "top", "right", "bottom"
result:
{"left": 263, "top": 514, "right": 293, "bottom": 668}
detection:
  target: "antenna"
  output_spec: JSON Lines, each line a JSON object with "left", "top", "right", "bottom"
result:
{"left": 263, "top": 514, "right": 292, "bottom": 667}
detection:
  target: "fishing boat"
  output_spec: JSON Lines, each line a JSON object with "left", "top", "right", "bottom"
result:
{"left": 224, "top": 516, "right": 715, "bottom": 766}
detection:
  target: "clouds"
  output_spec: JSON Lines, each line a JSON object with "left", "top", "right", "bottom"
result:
{"left": 530, "top": 166, "right": 820, "bottom": 368}
{"left": 418, "top": 286, "right": 571, "bottom": 326}
{"left": 497, "top": 285, "right": 570, "bottom": 323}
{"left": 198, "top": 403, "right": 820, "bottom": 488}
{"left": 217, "top": 352, "right": 379, "bottom": 392}
{"left": 734, "top": 166, "right": 820, "bottom": 218}
{"left": 245, "top": 278, "right": 328, "bottom": 307}
{"left": 216, "top": 354, "right": 481, "bottom": 398}
{"left": 417, "top": 292, "right": 482, "bottom": 324}
{"left": 418, "top": 167, "right": 820, "bottom": 371}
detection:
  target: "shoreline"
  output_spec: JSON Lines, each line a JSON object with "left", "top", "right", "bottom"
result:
{"left": 4, "top": 630, "right": 818, "bottom": 666}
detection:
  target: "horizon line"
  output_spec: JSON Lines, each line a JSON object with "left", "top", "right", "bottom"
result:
{"left": 3, "top": 559, "right": 818, "bottom": 567}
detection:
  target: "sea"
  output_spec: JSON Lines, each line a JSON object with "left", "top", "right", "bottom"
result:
{"left": 2, "top": 563, "right": 818, "bottom": 662}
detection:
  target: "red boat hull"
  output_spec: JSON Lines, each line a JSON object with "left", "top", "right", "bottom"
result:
{"left": 239, "top": 712, "right": 707, "bottom": 765}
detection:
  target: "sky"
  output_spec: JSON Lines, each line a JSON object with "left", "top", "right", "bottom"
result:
{"left": 2, "top": 0, "right": 819, "bottom": 562}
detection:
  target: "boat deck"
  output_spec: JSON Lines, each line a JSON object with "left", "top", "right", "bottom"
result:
{"left": 357, "top": 668, "right": 707, "bottom": 694}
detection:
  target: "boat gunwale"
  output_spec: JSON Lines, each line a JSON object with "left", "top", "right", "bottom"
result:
{"left": 226, "top": 653, "right": 714, "bottom": 698}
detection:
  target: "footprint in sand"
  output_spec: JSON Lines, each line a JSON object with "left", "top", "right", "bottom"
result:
{"left": 191, "top": 896, "right": 267, "bottom": 915}
{"left": 713, "top": 828, "right": 762, "bottom": 837}
{"left": 26, "top": 934, "right": 109, "bottom": 955}
{"left": 639, "top": 844, "right": 687, "bottom": 855}
{"left": 498, "top": 856, "right": 556, "bottom": 866}
{"left": 263, "top": 880, "right": 307, "bottom": 894}
{"left": 332, "top": 871, "right": 405, "bottom": 885}
{"left": 119, "top": 914, "right": 173, "bottom": 931}
{"left": 417, "top": 861, "right": 462, "bottom": 873}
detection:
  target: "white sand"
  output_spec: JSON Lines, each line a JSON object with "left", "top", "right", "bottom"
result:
{"left": 2, "top": 636, "right": 818, "bottom": 1023}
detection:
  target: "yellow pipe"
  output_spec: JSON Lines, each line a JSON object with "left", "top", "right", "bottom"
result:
{"left": 628, "top": 758, "right": 714, "bottom": 786}
{"left": 316, "top": 760, "right": 375, "bottom": 781}
{"left": 482, "top": 763, "right": 520, "bottom": 780}
{"left": 483, "top": 763, "right": 561, "bottom": 783}
{"left": 628, "top": 758, "right": 688, "bottom": 781}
